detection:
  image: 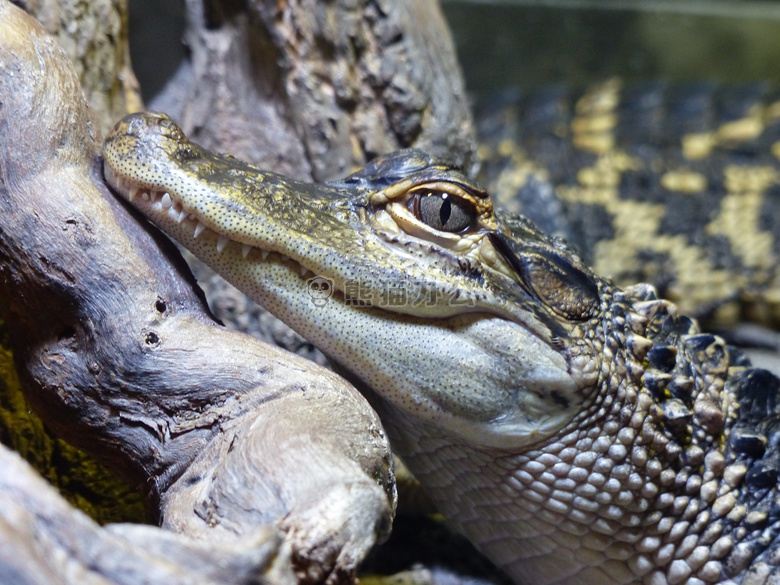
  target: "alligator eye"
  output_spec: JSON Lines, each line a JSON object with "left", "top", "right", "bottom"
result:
{"left": 412, "top": 190, "right": 475, "bottom": 232}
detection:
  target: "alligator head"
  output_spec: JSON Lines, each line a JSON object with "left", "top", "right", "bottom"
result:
{"left": 102, "top": 112, "right": 612, "bottom": 451}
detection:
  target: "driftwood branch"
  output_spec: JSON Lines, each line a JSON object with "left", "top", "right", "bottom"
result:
{"left": 0, "top": 3, "right": 394, "bottom": 583}
{"left": 156, "top": 0, "right": 476, "bottom": 181}
{"left": 20, "top": 0, "right": 143, "bottom": 135}
{"left": 0, "top": 0, "right": 486, "bottom": 582}
{"left": 0, "top": 443, "right": 285, "bottom": 585}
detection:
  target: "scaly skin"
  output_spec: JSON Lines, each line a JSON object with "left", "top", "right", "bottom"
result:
{"left": 104, "top": 112, "right": 780, "bottom": 585}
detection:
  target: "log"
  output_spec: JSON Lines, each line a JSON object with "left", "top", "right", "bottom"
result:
{"left": 0, "top": 0, "right": 148, "bottom": 518}
{"left": 0, "top": 442, "right": 287, "bottom": 585}
{"left": 0, "top": 3, "right": 395, "bottom": 583}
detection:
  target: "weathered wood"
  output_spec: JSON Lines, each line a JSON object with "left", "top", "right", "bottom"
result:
{"left": 0, "top": 3, "right": 394, "bottom": 583}
{"left": 0, "top": 338, "right": 150, "bottom": 524}
{"left": 0, "top": 0, "right": 487, "bottom": 582}
{"left": 155, "top": 0, "right": 477, "bottom": 181}
{"left": 18, "top": 0, "right": 143, "bottom": 134}
{"left": 0, "top": 0, "right": 148, "bottom": 520}
{"left": 0, "top": 442, "right": 287, "bottom": 585}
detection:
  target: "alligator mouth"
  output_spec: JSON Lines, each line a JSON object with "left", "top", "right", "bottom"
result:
{"left": 103, "top": 163, "right": 319, "bottom": 281}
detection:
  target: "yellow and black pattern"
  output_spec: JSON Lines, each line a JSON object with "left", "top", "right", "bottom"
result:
{"left": 478, "top": 79, "right": 780, "bottom": 328}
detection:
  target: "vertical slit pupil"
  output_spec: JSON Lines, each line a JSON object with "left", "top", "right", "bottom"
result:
{"left": 439, "top": 195, "right": 451, "bottom": 227}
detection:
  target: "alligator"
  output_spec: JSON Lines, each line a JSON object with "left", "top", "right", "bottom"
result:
{"left": 103, "top": 111, "right": 780, "bottom": 585}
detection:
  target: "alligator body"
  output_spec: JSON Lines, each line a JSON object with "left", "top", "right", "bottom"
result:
{"left": 104, "top": 112, "right": 780, "bottom": 585}
{"left": 478, "top": 79, "right": 780, "bottom": 329}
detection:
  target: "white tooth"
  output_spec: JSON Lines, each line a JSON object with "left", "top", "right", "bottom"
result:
{"left": 128, "top": 187, "right": 138, "bottom": 202}
{"left": 149, "top": 191, "right": 159, "bottom": 203}
{"left": 299, "top": 265, "right": 308, "bottom": 277}
{"left": 216, "top": 235, "right": 229, "bottom": 253}
{"left": 161, "top": 193, "right": 173, "bottom": 209}
{"left": 193, "top": 222, "right": 206, "bottom": 239}
{"left": 260, "top": 250, "right": 270, "bottom": 261}
{"left": 176, "top": 209, "right": 188, "bottom": 223}
{"left": 241, "top": 245, "right": 251, "bottom": 258}
{"left": 167, "top": 206, "right": 180, "bottom": 220}
{"left": 141, "top": 191, "right": 149, "bottom": 201}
